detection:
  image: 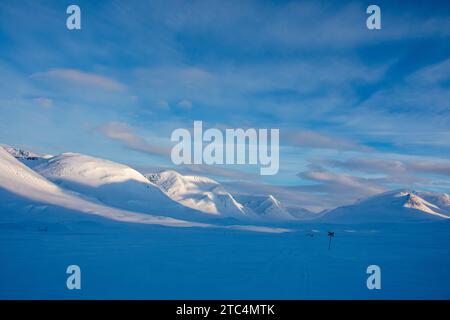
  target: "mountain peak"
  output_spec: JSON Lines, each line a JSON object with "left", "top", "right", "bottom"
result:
{"left": 234, "top": 194, "right": 295, "bottom": 221}
{"left": 146, "top": 169, "right": 250, "bottom": 218}
{"left": 2, "top": 145, "right": 52, "bottom": 161}
{"left": 322, "top": 188, "right": 450, "bottom": 223}
{"left": 402, "top": 192, "right": 440, "bottom": 215}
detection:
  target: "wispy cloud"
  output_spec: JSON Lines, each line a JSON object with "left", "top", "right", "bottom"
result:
{"left": 98, "top": 122, "right": 170, "bottom": 156}
{"left": 163, "top": 0, "right": 450, "bottom": 50}
{"left": 283, "top": 129, "right": 370, "bottom": 152}
{"left": 155, "top": 100, "right": 170, "bottom": 110}
{"left": 131, "top": 59, "right": 386, "bottom": 115}
{"left": 32, "top": 69, "right": 126, "bottom": 92}
{"left": 325, "top": 157, "right": 450, "bottom": 179}
{"left": 180, "top": 164, "right": 258, "bottom": 180}
{"left": 177, "top": 99, "right": 193, "bottom": 110}
{"left": 297, "top": 169, "right": 385, "bottom": 197}
{"left": 341, "top": 58, "right": 450, "bottom": 155}
{"left": 32, "top": 97, "right": 53, "bottom": 109}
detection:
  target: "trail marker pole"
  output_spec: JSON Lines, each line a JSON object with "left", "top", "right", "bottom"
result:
{"left": 328, "top": 231, "right": 335, "bottom": 250}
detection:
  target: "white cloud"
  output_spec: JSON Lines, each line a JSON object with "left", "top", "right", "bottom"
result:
{"left": 177, "top": 99, "right": 192, "bottom": 109}
{"left": 299, "top": 169, "right": 385, "bottom": 195}
{"left": 155, "top": 100, "right": 170, "bottom": 109}
{"left": 328, "top": 157, "right": 450, "bottom": 179}
{"left": 283, "top": 129, "right": 370, "bottom": 152}
{"left": 98, "top": 122, "right": 170, "bottom": 156}
{"left": 32, "top": 68, "right": 126, "bottom": 92}
{"left": 181, "top": 164, "right": 258, "bottom": 180}
{"left": 32, "top": 97, "right": 53, "bottom": 108}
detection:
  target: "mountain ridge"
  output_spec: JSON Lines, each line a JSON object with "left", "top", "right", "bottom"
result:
{"left": 2, "top": 145, "right": 450, "bottom": 224}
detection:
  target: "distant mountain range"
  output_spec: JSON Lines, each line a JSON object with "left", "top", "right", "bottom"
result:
{"left": 322, "top": 189, "right": 450, "bottom": 223}
{"left": 1, "top": 144, "right": 449, "bottom": 226}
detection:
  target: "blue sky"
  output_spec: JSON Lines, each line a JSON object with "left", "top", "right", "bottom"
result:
{"left": 1, "top": 0, "right": 450, "bottom": 210}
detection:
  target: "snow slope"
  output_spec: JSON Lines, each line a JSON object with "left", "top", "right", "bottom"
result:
{"left": 2, "top": 144, "right": 52, "bottom": 168}
{"left": 2, "top": 147, "right": 313, "bottom": 222}
{"left": 234, "top": 194, "right": 296, "bottom": 221}
{"left": 286, "top": 206, "right": 321, "bottom": 220}
{"left": 0, "top": 146, "right": 207, "bottom": 228}
{"left": 0, "top": 147, "right": 287, "bottom": 233}
{"left": 321, "top": 189, "right": 450, "bottom": 223}
{"left": 146, "top": 170, "right": 308, "bottom": 221}
{"left": 33, "top": 153, "right": 203, "bottom": 219}
{"left": 36, "top": 152, "right": 151, "bottom": 187}
{"left": 3, "top": 145, "right": 450, "bottom": 225}
{"left": 416, "top": 191, "right": 450, "bottom": 213}
{"left": 146, "top": 170, "right": 254, "bottom": 219}
{"left": 2, "top": 145, "right": 52, "bottom": 160}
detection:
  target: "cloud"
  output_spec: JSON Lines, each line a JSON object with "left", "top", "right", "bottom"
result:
{"left": 330, "top": 58, "right": 450, "bottom": 158}
{"left": 128, "top": 58, "right": 388, "bottom": 129}
{"left": 155, "top": 100, "right": 170, "bottom": 109}
{"left": 98, "top": 122, "right": 170, "bottom": 156}
{"left": 409, "top": 160, "right": 450, "bottom": 177}
{"left": 345, "top": 58, "right": 450, "bottom": 127}
{"left": 311, "top": 156, "right": 450, "bottom": 194}
{"left": 2, "top": 0, "right": 450, "bottom": 212}
{"left": 408, "top": 58, "right": 450, "bottom": 85}
{"left": 32, "top": 68, "right": 126, "bottom": 92}
{"left": 163, "top": 0, "right": 450, "bottom": 50}
{"left": 324, "top": 158, "right": 407, "bottom": 175}
{"left": 298, "top": 169, "right": 385, "bottom": 194}
{"left": 32, "top": 97, "right": 53, "bottom": 109}
{"left": 359, "top": 58, "right": 450, "bottom": 114}
{"left": 180, "top": 164, "right": 258, "bottom": 180}
{"left": 283, "top": 129, "right": 370, "bottom": 152}
{"left": 177, "top": 99, "right": 193, "bottom": 109}
{"left": 324, "top": 157, "right": 450, "bottom": 178}
{"left": 206, "top": 155, "right": 450, "bottom": 211}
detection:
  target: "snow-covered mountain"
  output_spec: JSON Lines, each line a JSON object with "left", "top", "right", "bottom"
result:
{"left": 1, "top": 146, "right": 302, "bottom": 222}
{"left": 2, "top": 145, "right": 450, "bottom": 225}
{"left": 146, "top": 170, "right": 301, "bottom": 221}
{"left": 145, "top": 170, "right": 253, "bottom": 219}
{"left": 2, "top": 145, "right": 450, "bottom": 299}
{"left": 416, "top": 191, "right": 450, "bottom": 213}
{"left": 0, "top": 146, "right": 206, "bottom": 228}
{"left": 1, "top": 145, "right": 51, "bottom": 160}
{"left": 32, "top": 153, "right": 207, "bottom": 219}
{"left": 286, "top": 206, "right": 321, "bottom": 220}
{"left": 321, "top": 189, "right": 450, "bottom": 223}
{"left": 1, "top": 145, "right": 52, "bottom": 167}
{"left": 234, "top": 194, "right": 296, "bottom": 221}
{"left": 36, "top": 152, "right": 151, "bottom": 187}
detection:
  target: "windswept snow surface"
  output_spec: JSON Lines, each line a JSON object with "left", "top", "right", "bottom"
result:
{"left": 1, "top": 218, "right": 449, "bottom": 299}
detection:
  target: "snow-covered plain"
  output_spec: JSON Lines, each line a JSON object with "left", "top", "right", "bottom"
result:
{"left": 0, "top": 145, "right": 449, "bottom": 299}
